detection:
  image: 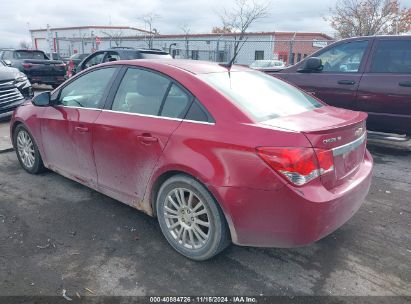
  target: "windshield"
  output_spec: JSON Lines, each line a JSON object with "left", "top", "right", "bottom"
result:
{"left": 140, "top": 53, "right": 172, "bottom": 59}
{"left": 199, "top": 71, "right": 323, "bottom": 121}
{"left": 250, "top": 60, "right": 284, "bottom": 68}
{"left": 15, "top": 51, "right": 47, "bottom": 60}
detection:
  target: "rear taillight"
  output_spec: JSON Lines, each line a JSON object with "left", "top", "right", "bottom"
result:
{"left": 22, "top": 63, "right": 32, "bottom": 69}
{"left": 256, "top": 147, "right": 334, "bottom": 186}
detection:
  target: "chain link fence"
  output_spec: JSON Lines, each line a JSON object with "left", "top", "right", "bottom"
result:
{"left": 53, "top": 37, "right": 334, "bottom": 66}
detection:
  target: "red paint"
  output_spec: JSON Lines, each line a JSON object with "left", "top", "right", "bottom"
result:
{"left": 11, "top": 59, "right": 373, "bottom": 247}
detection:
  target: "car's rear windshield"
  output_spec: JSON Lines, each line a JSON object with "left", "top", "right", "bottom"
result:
{"left": 15, "top": 51, "right": 47, "bottom": 60}
{"left": 199, "top": 71, "right": 323, "bottom": 121}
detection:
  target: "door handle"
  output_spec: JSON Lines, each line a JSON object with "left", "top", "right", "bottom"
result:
{"left": 137, "top": 133, "right": 158, "bottom": 144}
{"left": 399, "top": 81, "right": 411, "bottom": 87}
{"left": 338, "top": 80, "right": 356, "bottom": 85}
{"left": 74, "top": 126, "right": 89, "bottom": 133}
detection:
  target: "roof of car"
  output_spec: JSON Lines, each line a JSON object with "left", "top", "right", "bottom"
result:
{"left": 114, "top": 59, "right": 251, "bottom": 74}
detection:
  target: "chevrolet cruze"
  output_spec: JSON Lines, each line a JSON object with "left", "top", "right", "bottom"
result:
{"left": 10, "top": 59, "right": 373, "bottom": 260}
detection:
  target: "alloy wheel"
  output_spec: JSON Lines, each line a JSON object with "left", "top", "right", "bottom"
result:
{"left": 16, "top": 130, "right": 35, "bottom": 169}
{"left": 163, "top": 188, "right": 211, "bottom": 250}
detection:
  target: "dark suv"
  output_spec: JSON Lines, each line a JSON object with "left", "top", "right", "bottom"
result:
{"left": 276, "top": 35, "right": 411, "bottom": 142}
{"left": 73, "top": 48, "right": 172, "bottom": 75}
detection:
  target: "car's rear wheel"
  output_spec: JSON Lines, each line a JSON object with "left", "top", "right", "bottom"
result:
{"left": 13, "top": 125, "right": 45, "bottom": 174}
{"left": 156, "top": 174, "right": 230, "bottom": 260}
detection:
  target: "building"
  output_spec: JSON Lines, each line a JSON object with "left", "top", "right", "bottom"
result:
{"left": 149, "top": 32, "right": 333, "bottom": 65}
{"left": 30, "top": 25, "right": 150, "bottom": 57}
{"left": 30, "top": 27, "right": 333, "bottom": 65}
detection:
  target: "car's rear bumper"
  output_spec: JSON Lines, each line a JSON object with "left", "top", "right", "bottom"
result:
{"left": 215, "top": 150, "right": 373, "bottom": 247}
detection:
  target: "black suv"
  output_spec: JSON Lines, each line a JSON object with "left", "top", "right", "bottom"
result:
{"left": 73, "top": 48, "right": 172, "bottom": 75}
{"left": 0, "top": 60, "right": 33, "bottom": 119}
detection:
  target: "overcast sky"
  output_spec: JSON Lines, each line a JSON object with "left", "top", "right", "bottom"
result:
{"left": 1, "top": 0, "right": 411, "bottom": 47}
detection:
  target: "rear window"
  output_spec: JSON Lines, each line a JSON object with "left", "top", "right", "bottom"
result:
{"left": 15, "top": 51, "right": 48, "bottom": 60}
{"left": 199, "top": 71, "right": 323, "bottom": 121}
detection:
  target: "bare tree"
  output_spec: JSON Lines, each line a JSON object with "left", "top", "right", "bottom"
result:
{"left": 218, "top": 0, "right": 269, "bottom": 61}
{"left": 19, "top": 40, "right": 30, "bottom": 49}
{"left": 328, "top": 0, "right": 411, "bottom": 38}
{"left": 180, "top": 24, "right": 191, "bottom": 58}
{"left": 102, "top": 30, "right": 124, "bottom": 47}
{"left": 139, "top": 12, "right": 160, "bottom": 48}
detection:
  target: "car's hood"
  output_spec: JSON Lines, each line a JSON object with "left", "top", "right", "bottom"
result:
{"left": 0, "top": 66, "right": 22, "bottom": 82}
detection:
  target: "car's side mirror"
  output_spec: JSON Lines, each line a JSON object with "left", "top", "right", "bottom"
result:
{"left": 32, "top": 91, "right": 51, "bottom": 107}
{"left": 3, "top": 60, "right": 11, "bottom": 66}
{"left": 298, "top": 57, "right": 323, "bottom": 73}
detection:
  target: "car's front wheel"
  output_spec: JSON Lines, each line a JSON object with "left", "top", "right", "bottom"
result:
{"left": 156, "top": 174, "right": 230, "bottom": 260}
{"left": 13, "top": 125, "right": 45, "bottom": 174}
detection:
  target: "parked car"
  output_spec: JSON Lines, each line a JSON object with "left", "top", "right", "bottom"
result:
{"left": 0, "top": 49, "right": 66, "bottom": 88}
{"left": 0, "top": 60, "right": 33, "bottom": 119}
{"left": 10, "top": 60, "right": 373, "bottom": 260}
{"left": 275, "top": 35, "right": 411, "bottom": 138}
{"left": 249, "top": 59, "right": 286, "bottom": 73}
{"left": 66, "top": 53, "right": 90, "bottom": 78}
{"left": 72, "top": 47, "right": 172, "bottom": 75}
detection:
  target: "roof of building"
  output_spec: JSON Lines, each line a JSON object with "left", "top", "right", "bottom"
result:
{"left": 29, "top": 25, "right": 150, "bottom": 34}
{"left": 153, "top": 32, "right": 334, "bottom": 40}
{"left": 29, "top": 27, "right": 333, "bottom": 40}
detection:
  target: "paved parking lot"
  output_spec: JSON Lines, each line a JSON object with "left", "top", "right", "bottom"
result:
{"left": 0, "top": 122, "right": 410, "bottom": 301}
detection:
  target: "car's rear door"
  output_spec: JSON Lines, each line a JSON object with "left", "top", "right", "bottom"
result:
{"left": 356, "top": 38, "right": 411, "bottom": 135}
{"left": 278, "top": 39, "right": 372, "bottom": 110}
{"left": 93, "top": 66, "right": 192, "bottom": 206}
{"left": 40, "top": 67, "right": 119, "bottom": 187}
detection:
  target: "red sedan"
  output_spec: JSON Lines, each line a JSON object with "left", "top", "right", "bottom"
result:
{"left": 10, "top": 59, "right": 373, "bottom": 260}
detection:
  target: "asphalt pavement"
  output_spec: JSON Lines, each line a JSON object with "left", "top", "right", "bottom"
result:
{"left": 0, "top": 143, "right": 410, "bottom": 300}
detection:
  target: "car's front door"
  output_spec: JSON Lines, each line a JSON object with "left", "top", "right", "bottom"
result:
{"left": 93, "top": 67, "right": 192, "bottom": 207}
{"left": 278, "top": 39, "right": 372, "bottom": 110}
{"left": 40, "top": 67, "right": 118, "bottom": 186}
{"left": 356, "top": 38, "right": 411, "bottom": 135}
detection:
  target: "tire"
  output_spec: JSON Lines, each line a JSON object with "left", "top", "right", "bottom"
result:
{"left": 156, "top": 174, "right": 230, "bottom": 261}
{"left": 13, "top": 124, "right": 46, "bottom": 174}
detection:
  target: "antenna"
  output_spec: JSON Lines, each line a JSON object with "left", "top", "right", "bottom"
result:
{"left": 220, "top": 37, "right": 249, "bottom": 70}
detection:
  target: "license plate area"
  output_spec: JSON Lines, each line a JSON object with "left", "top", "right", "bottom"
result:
{"left": 333, "top": 133, "right": 366, "bottom": 181}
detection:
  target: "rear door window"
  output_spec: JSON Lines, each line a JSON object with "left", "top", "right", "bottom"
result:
{"left": 111, "top": 68, "right": 171, "bottom": 116}
{"left": 160, "top": 84, "right": 191, "bottom": 118}
{"left": 370, "top": 40, "right": 411, "bottom": 73}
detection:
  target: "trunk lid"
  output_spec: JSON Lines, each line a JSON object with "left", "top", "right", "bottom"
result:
{"left": 261, "top": 106, "right": 368, "bottom": 188}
